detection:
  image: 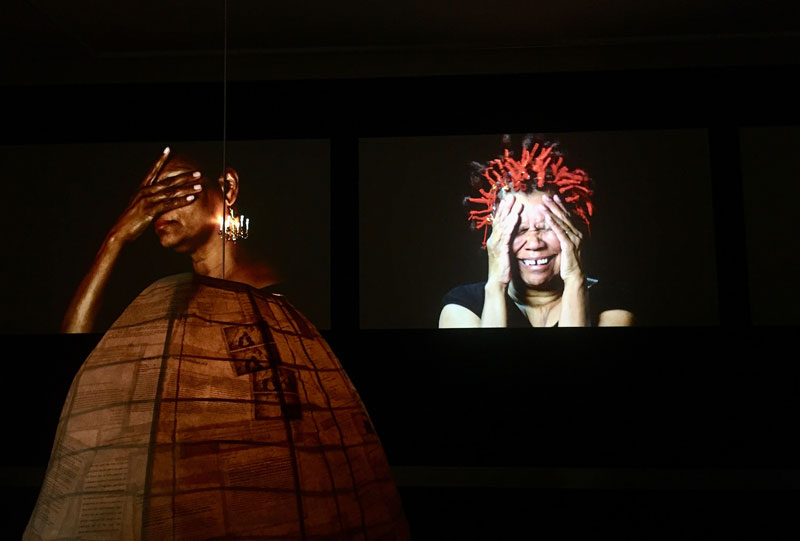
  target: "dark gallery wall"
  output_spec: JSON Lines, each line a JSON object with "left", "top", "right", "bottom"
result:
{"left": 740, "top": 126, "right": 800, "bottom": 326}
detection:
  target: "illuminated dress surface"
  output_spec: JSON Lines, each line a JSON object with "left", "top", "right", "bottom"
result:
{"left": 25, "top": 273, "right": 409, "bottom": 540}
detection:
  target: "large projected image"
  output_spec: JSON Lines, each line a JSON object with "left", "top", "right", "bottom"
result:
{"left": 360, "top": 131, "right": 719, "bottom": 328}
{"left": 1, "top": 140, "right": 331, "bottom": 332}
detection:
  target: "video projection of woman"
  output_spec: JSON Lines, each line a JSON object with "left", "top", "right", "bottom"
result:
{"left": 23, "top": 145, "right": 410, "bottom": 539}
{"left": 359, "top": 131, "right": 719, "bottom": 328}
{"left": 440, "top": 135, "right": 633, "bottom": 328}
{"left": 2, "top": 140, "right": 331, "bottom": 332}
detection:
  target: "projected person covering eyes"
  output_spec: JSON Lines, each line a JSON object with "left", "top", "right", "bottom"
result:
{"left": 439, "top": 136, "right": 634, "bottom": 328}
{"left": 60, "top": 147, "right": 275, "bottom": 335}
{"left": 27, "top": 148, "right": 409, "bottom": 540}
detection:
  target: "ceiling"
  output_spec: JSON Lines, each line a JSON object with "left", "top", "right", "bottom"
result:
{"left": 4, "top": 0, "right": 800, "bottom": 84}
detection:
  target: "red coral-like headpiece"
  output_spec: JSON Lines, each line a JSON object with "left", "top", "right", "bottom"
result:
{"left": 467, "top": 142, "right": 593, "bottom": 247}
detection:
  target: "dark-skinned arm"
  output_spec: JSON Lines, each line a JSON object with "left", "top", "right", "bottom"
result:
{"left": 61, "top": 148, "right": 203, "bottom": 332}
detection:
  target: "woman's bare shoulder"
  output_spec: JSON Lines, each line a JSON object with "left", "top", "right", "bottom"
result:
{"left": 597, "top": 309, "right": 635, "bottom": 326}
{"left": 439, "top": 303, "right": 481, "bottom": 328}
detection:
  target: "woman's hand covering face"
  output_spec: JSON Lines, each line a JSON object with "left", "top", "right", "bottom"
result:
{"left": 541, "top": 194, "right": 584, "bottom": 284}
{"left": 109, "top": 148, "right": 204, "bottom": 245}
{"left": 485, "top": 194, "right": 523, "bottom": 287}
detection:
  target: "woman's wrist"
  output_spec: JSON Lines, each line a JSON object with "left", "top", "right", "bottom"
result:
{"left": 484, "top": 280, "right": 508, "bottom": 297}
{"left": 104, "top": 224, "right": 133, "bottom": 251}
{"left": 96, "top": 236, "right": 123, "bottom": 264}
{"left": 481, "top": 281, "right": 509, "bottom": 328}
{"left": 562, "top": 273, "right": 586, "bottom": 290}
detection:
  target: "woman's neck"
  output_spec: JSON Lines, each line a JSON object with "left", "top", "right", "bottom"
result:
{"left": 189, "top": 239, "right": 280, "bottom": 289}
{"left": 508, "top": 280, "right": 563, "bottom": 327}
{"left": 508, "top": 279, "right": 563, "bottom": 307}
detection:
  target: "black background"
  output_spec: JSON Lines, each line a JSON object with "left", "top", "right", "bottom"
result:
{"left": 740, "top": 126, "right": 800, "bottom": 326}
{"left": 3, "top": 66, "right": 800, "bottom": 538}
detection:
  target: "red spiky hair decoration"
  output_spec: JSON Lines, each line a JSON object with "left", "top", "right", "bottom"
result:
{"left": 467, "top": 140, "right": 593, "bottom": 247}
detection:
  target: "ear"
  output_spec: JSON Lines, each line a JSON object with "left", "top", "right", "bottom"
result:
{"left": 219, "top": 167, "right": 239, "bottom": 207}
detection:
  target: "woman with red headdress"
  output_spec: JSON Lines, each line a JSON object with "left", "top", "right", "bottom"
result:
{"left": 439, "top": 136, "right": 634, "bottom": 328}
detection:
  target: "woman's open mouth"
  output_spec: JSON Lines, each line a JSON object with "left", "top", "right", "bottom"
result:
{"left": 520, "top": 255, "right": 554, "bottom": 270}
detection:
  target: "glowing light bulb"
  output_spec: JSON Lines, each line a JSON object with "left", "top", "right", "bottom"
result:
{"left": 217, "top": 208, "right": 250, "bottom": 242}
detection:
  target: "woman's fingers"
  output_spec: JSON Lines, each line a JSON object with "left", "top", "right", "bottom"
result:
{"left": 488, "top": 195, "right": 518, "bottom": 244}
{"left": 113, "top": 151, "right": 203, "bottom": 244}
{"left": 547, "top": 213, "right": 583, "bottom": 282}
{"left": 486, "top": 195, "right": 520, "bottom": 286}
{"left": 544, "top": 208, "right": 581, "bottom": 251}
{"left": 129, "top": 170, "right": 201, "bottom": 207}
{"left": 134, "top": 171, "right": 203, "bottom": 219}
{"left": 546, "top": 213, "right": 580, "bottom": 263}
{"left": 147, "top": 170, "right": 202, "bottom": 191}
{"left": 546, "top": 213, "right": 569, "bottom": 244}
{"left": 135, "top": 171, "right": 202, "bottom": 202}
{"left": 149, "top": 192, "right": 200, "bottom": 216}
{"left": 147, "top": 176, "right": 203, "bottom": 202}
{"left": 543, "top": 195, "right": 581, "bottom": 240}
{"left": 145, "top": 180, "right": 203, "bottom": 217}
{"left": 493, "top": 194, "right": 514, "bottom": 223}
{"left": 552, "top": 194, "right": 569, "bottom": 215}
{"left": 141, "top": 147, "right": 171, "bottom": 187}
{"left": 542, "top": 195, "right": 571, "bottom": 227}
{"left": 501, "top": 195, "right": 522, "bottom": 232}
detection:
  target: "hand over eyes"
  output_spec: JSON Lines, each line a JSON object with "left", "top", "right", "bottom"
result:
{"left": 109, "top": 148, "right": 204, "bottom": 244}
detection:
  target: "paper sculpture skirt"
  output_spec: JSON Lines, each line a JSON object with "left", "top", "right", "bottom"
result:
{"left": 25, "top": 273, "right": 410, "bottom": 540}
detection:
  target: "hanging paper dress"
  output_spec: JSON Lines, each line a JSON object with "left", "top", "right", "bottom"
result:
{"left": 25, "top": 273, "right": 410, "bottom": 540}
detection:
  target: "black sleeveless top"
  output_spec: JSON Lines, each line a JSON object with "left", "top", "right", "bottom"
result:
{"left": 441, "top": 279, "right": 631, "bottom": 327}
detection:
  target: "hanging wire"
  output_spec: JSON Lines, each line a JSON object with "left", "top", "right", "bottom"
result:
{"left": 221, "top": 0, "right": 228, "bottom": 279}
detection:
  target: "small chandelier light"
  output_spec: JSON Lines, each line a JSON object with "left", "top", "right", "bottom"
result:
{"left": 218, "top": 207, "right": 249, "bottom": 242}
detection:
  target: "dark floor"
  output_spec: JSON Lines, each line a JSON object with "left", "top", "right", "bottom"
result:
{"left": 6, "top": 482, "right": 799, "bottom": 539}
{"left": 4, "top": 329, "right": 800, "bottom": 539}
